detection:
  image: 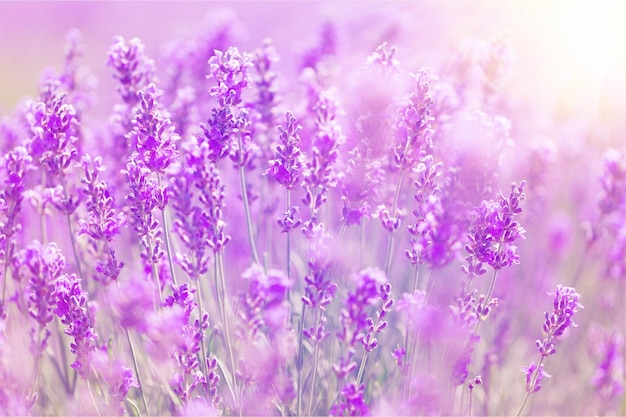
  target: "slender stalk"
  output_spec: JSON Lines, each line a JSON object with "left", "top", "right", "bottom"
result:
{"left": 307, "top": 323, "right": 321, "bottom": 417}
{"left": 158, "top": 173, "right": 177, "bottom": 286}
{"left": 215, "top": 251, "right": 240, "bottom": 414}
{"left": 384, "top": 170, "right": 405, "bottom": 275}
{"left": 355, "top": 352, "right": 368, "bottom": 387}
{"left": 296, "top": 304, "right": 307, "bottom": 417}
{"left": 27, "top": 326, "right": 45, "bottom": 407}
{"left": 516, "top": 357, "right": 546, "bottom": 416}
{"left": 195, "top": 281, "right": 210, "bottom": 392}
{"left": 87, "top": 379, "right": 103, "bottom": 417}
{"left": 238, "top": 161, "right": 260, "bottom": 265}
{"left": 474, "top": 268, "right": 500, "bottom": 336}
{"left": 125, "top": 327, "right": 149, "bottom": 416}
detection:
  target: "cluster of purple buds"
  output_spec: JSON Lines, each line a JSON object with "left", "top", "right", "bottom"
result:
{"left": 464, "top": 180, "right": 526, "bottom": 272}
{"left": 362, "top": 281, "right": 393, "bottom": 353}
{"left": 536, "top": 285, "right": 582, "bottom": 357}
{"left": 128, "top": 83, "right": 179, "bottom": 173}
{"left": 79, "top": 155, "right": 125, "bottom": 284}
{"left": 26, "top": 79, "right": 79, "bottom": 184}
{"left": 53, "top": 273, "right": 99, "bottom": 379}
{"left": 164, "top": 283, "right": 212, "bottom": 403}
{"left": 393, "top": 68, "right": 435, "bottom": 171}
{"left": 204, "top": 47, "right": 253, "bottom": 166}
{"left": 268, "top": 112, "right": 304, "bottom": 191}
{"left": 107, "top": 36, "right": 156, "bottom": 107}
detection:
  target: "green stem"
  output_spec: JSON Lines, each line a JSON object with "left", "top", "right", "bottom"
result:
{"left": 158, "top": 173, "right": 178, "bottom": 286}
{"left": 384, "top": 170, "right": 405, "bottom": 275}
{"left": 516, "top": 357, "right": 546, "bottom": 416}
{"left": 125, "top": 326, "right": 149, "bottom": 416}
{"left": 238, "top": 163, "right": 260, "bottom": 265}
{"left": 195, "top": 281, "right": 210, "bottom": 394}
{"left": 215, "top": 251, "right": 240, "bottom": 414}
{"left": 296, "top": 304, "right": 307, "bottom": 416}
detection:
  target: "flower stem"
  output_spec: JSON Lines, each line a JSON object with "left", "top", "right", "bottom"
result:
{"left": 384, "top": 170, "right": 405, "bottom": 275}
{"left": 516, "top": 357, "right": 546, "bottom": 417}
{"left": 158, "top": 173, "right": 178, "bottom": 286}
{"left": 215, "top": 251, "right": 240, "bottom": 414}
{"left": 238, "top": 162, "right": 260, "bottom": 265}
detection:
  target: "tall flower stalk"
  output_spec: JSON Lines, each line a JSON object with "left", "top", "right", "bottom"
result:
{"left": 517, "top": 285, "right": 582, "bottom": 416}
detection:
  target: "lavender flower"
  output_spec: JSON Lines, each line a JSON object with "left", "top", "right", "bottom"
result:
{"left": 240, "top": 264, "right": 292, "bottom": 337}
{"left": 520, "top": 361, "right": 550, "bottom": 394}
{"left": 53, "top": 273, "right": 99, "bottom": 378}
{"left": 392, "top": 68, "right": 436, "bottom": 171}
{"left": 78, "top": 154, "right": 125, "bottom": 284}
{"left": 301, "top": 90, "right": 344, "bottom": 232}
{"left": 517, "top": 286, "right": 582, "bottom": 415}
{"left": 337, "top": 268, "right": 388, "bottom": 351}
{"left": 536, "top": 285, "right": 582, "bottom": 357}
{"left": 128, "top": 83, "right": 180, "bottom": 173}
{"left": 464, "top": 180, "right": 526, "bottom": 273}
{"left": 249, "top": 39, "right": 281, "bottom": 159}
{"left": 107, "top": 36, "right": 156, "bottom": 107}
{"left": 330, "top": 382, "right": 371, "bottom": 417}
{"left": 26, "top": 79, "right": 80, "bottom": 183}
{"left": 268, "top": 112, "right": 305, "bottom": 190}
{"left": 164, "top": 283, "right": 212, "bottom": 404}
{"left": 1, "top": 146, "right": 33, "bottom": 316}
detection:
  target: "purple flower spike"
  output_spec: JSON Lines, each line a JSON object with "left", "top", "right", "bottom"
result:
{"left": 464, "top": 180, "right": 526, "bottom": 271}
{"left": 54, "top": 273, "right": 99, "bottom": 379}
{"left": 128, "top": 83, "right": 180, "bottom": 173}
{"left": 536, "top": 285, "right": 582, "bottom": 357}
{"left": 208, "top": 47, "right": 252, "bottom": 107}
{"left": 107, "top": 36, "right": 156, "bottom": 106}
{"left": 268, "top": 112, "right": 305, "bottom": 190}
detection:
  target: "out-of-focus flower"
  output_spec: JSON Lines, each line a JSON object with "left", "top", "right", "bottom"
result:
{"left": 330, "top": 382, "right": 371, "bottom": 417}
{"left": 107, "top": 36, "right": 156, "bottom": 107}
{"left": 588, "top": 325, "right": 624, "bottom": 404}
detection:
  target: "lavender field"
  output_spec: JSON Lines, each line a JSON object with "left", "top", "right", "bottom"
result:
{"left": 0, "top": 2, "right": 624, "bottom": 416}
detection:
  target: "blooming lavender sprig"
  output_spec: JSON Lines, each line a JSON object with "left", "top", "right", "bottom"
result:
{"left": 123, "top": 159, "right": 167, "bottom": 294}
{"left": 339, "top": 140, "right": 385, "bottom": 226}
{"left": 301, "top": 90, "right": 344, "bottom": 234}
{"left": 269, "top": 112, "right": 305, "bottom": 191}
{"left": 517, "top": 285, "right": 582, "bottom": 416}
{"left": 535, "top": 285, "right": 582, "bottom": 357}
{"left": 107, "top": 36, "right": 156, "bottom": 108}
{"left": 203, "top": 47, "right": 253, "bottom": 165}
{"left": 406, "top": 155, "right": 445, "bottom": 267}
{"left": 53, "top": 273, "right": 99, "bottom": 379}
{"left": 26, "top": 79, "right": 80, "bottom": 185}
{"left": 79, "top": 155, "right": 125, "bottom": 284}
{"left": 16, "top": 242, "right": 67, "bottom": 353}
{"left": 392, "top": 68, "right": 436, "bottom": 171}
{"left": 250, "top": 39, "right": 281, "bottom": 160}
{"left": 1, "top": 146, "right": 33, "bottom": 316}
{"left": 163, "top": 283, "right": 214, "bottom": 405}
{"left": 128, "top": 83, "right": 179, "bottom": 173}
{"left": 464, "top": 181, "right": 526, "bottom": 273}
{"left": 331, "top": 267, "right": 390, "bottom": 414}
